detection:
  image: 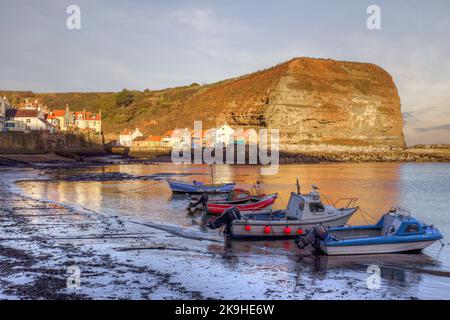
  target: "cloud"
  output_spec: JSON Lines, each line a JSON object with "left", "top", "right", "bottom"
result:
{"left": 415, "top": 124, "right": 450, "bottom": 132}
{"left": 172, "top": 8, "right": 218, "bottom": 32}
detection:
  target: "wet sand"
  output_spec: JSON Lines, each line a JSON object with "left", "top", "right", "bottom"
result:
{"left": 1, "top": 165, "right": 449, "bottom": 299}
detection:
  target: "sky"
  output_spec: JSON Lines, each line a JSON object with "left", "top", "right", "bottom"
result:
{"left": 0, "top": 0, "right": 449, "bottom": 145}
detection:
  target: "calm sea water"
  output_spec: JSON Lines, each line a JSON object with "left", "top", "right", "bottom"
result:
{"left": 17, "top": 162, "right": 450, "bottom": 299}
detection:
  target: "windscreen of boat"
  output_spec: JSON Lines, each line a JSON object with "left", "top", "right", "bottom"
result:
{"left": 309, "top": 202, "right": 325, "bottom": 213}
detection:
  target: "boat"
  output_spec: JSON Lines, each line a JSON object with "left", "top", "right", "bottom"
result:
{"left": 168, "top": 180, "right": 236, "bottom": 194}
{"left": 208, "top": 184, "right": 358, "bottom": 239}
{"left": 206, "top": 193, "right": 278, "bottom": 215}
{"left": 296, "top": 207, "right": 443, "bottom": 255}
{"left": 189, "top": 184, "right": 266, "bottom": 205}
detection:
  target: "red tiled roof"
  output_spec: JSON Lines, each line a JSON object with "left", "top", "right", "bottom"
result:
{"left": 146, "top": 135, "right": 162, "bottom": 142}
{"left": 49, "top": 110, "right": 67, "bottom": 118}
{"left": 48, "top": 109, "right": 101, "bottom": 121}
{"left": 163, "top": 130, "right": 174, "bottom": 137}
{"left": 74, "top": 111, "right": 101, "bottom": 121}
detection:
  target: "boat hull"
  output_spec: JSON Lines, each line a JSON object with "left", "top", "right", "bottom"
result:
{"left": 230, "top": 208, "right": 355, "bottom": 239}
{"left": 322, "top": 239, "right": 438, "bottom": 255}
{"left": 207, "top": 195, "right": 277, "bottom": 215}
{"left": 168, "top": 181, "right": 235, "bottom": 194}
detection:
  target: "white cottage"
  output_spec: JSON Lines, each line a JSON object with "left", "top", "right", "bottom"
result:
{"left": 5, "top": 108, "right": 54, "bottom": 132}
{"left": 161, "top": 128, "right": 190, "bottom": 148}
{"left": 119, "top": 128, "right": 143, "bottom": 147}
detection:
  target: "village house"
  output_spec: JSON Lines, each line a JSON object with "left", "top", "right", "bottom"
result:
{"left": 4, "top": 108, "right": 54, "bottom": 133}
{"left": 202, "top": 129, "right": 218, "bottom": 147}
{"left": 74, "top": 110, "right": 102, "bottom": 132}
{"left": 119, "top": 128, "right": 143, "bottom": 147}
{"left": 18, "top": 98, "right": 48, "bottom": 113}
{"left": 131, "top": 136, "right": 148, "bottom": 148}
{"left": 190, "top": 129, "right": 204, "bottom": 148}
{"left": 146, "top": 135, "right": 163, "bottom": 148}
{"left": 131, "top": 135, "right": 163, "bottom": 149}
{"left": 47, "top": 106, "right": 102, "bottom": 133}
{"left": 161, "top": 128, "right": 190, "bottom": 148}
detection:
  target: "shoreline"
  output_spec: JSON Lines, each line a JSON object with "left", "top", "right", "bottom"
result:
{"left": 2, "top": 146, "right": 450, "bottom": 169}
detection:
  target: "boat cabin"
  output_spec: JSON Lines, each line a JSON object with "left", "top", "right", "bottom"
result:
{"left": 373, "top": 209, "right": 428, "bottom": 236}
{"left": 286, "top": 187, "right": 334, "bottom": 220}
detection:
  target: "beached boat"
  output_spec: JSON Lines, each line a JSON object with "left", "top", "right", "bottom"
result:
{"left": 208, "top": 185, "right": 358, "bottom": 239}
{"left": 206, "top": 194, "right": 278, "bottom": 215}
{"left": 189, "top": 188, "right": 266, "bottom": 205}
{"left": 168, "top": 180, "right": 236, "bottom": 194}
{"left": 296, "top": 207, "right": 443, "bottom": 255}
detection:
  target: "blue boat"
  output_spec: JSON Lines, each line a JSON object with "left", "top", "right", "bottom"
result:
{"left": 168, "top": 180, "right": 236, "bottom": 194}
{"left": 296, "top": 207, "right": 443, "bottom": 255}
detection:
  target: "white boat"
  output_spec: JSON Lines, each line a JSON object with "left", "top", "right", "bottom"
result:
{"left": 208, "top": 184, "right": 358, "bottom": 240}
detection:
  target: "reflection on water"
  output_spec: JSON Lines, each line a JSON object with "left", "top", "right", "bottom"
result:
{"left": 18, "top": 162, "right": 450, "bottom": 299}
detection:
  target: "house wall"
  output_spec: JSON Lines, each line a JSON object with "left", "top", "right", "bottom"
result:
{"left": 4, "top": 121, "right": 26, "bottom": 132}
{"left": 18, "top": 117, "right": 47, "bottom": 131}
{"left": 119, "top": 135, "right": 133, "bottom": 147}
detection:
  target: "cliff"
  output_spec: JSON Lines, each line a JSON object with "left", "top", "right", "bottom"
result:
{"left": 1, "top": 57, "right": 405, "bottom": 147}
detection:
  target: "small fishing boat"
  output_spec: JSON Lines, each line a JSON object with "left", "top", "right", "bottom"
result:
{"left": 168, "top": 180, "right": 236, "bottom": 194}
{"left": 189, "top": 186, "right": 266, "bottom": 205}
{"left": 208, "top": 183, "right": 358, "bottom": 239}
{"left": 206, "top": 194, "right": 278, "bottom": 215}
{"left": 296, "top": 207, "right": 443, "bottom": 255}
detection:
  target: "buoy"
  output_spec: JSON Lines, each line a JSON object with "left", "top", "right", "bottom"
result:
{"left": 264, "top": 226, "right": 271, "bottom": 234}
{"left": 297, "top": 228, "right": 303, "bottom": 235}
{"left": 245, "top": 225, "right": 251, "bottom": 231}
{"left": 284, "top": 226, "right": 291, "bottom": 235}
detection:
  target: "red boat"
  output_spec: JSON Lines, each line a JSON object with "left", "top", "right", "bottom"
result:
{"left": 190, "top": 188, "right": 265, "bottom": 205}
{"left": 206, "top": 194, "right": 278, "bottom": 215}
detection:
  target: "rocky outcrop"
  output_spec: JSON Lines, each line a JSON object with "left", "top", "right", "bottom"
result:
{"left": 265, "top": 58, "right": 404, "bottom": 147}
{"left": 160, "top": 57, "right": 405, "bottom": 147}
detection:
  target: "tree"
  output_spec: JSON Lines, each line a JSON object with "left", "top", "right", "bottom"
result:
{"left": 116, "top": 89, "right": 135, "bottom": 108}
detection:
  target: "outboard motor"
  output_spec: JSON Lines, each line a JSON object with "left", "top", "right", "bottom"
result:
{"left": 295, "top": 224, "right": 328, "bottom": 250}
{"left": 208, "top": 207, "right": 241, "bottom": 234}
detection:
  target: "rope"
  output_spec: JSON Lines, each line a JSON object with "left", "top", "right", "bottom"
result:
{"left": 105, "top": 180, "right": 165, "bottom": 194}
{"left": 358, "top": 207, "right": 379, "bottom": 224}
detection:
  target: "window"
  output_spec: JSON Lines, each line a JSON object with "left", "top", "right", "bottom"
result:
{"left": 26, "top": 119, "right": 31, "bottom": 123}
{"left": 309, "top": 202, "right": 325, "bottom": 213}
{"left": 405, "top": 224, "right": 420, "bottom": 233}
{"left": 6, "top": 123, "right": 15, "bottom": 128}
{"left": 299, "top": 198, "right": 305, "bottom": 211}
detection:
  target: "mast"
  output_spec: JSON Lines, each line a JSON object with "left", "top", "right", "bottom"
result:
{"left": 210, "top": 165, "right": 214, "bottom": 185}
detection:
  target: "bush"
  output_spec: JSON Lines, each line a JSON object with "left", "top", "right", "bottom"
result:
{"left": 116, "top": 89, "right": 135, "bottom": 108}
